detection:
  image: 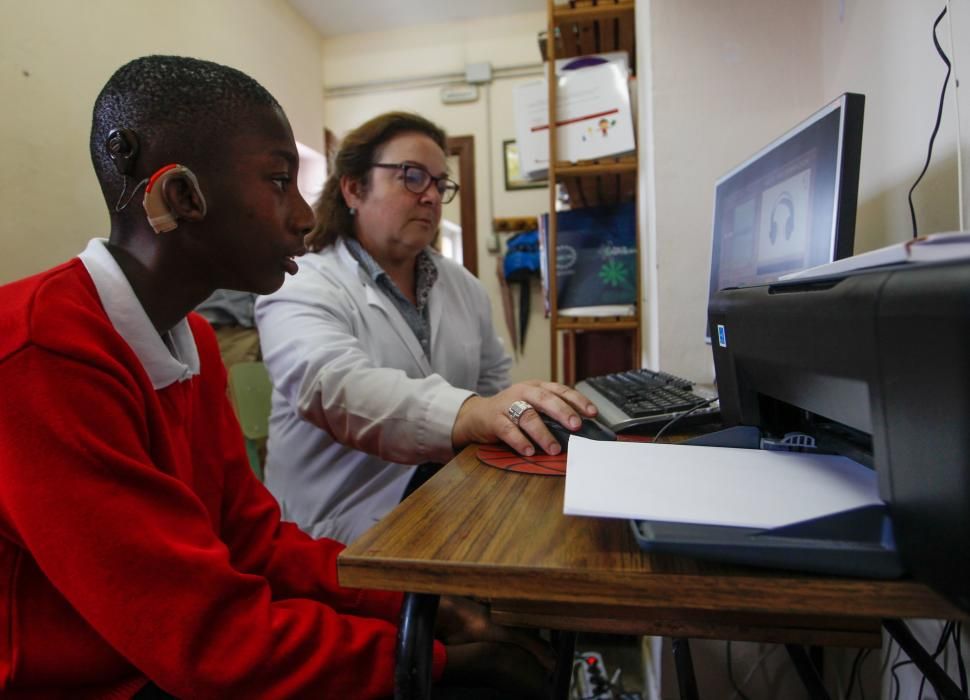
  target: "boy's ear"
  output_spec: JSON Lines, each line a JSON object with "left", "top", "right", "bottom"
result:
{"left": 143, "top": 165, "right": 207, "bottom": 233}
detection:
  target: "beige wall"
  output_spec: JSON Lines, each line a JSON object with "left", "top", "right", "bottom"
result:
{"left": 646, "top": 0, "right": 970, "bottom": 384}
{"left": 320, "top": 12, "right": 552, "bottom": 383}
{"left": 0, "top": 0, "right": 323, "bottom": 284}
{"left": 820, "top": 0, "right": 969, "bottom": 250}
{"left": 646, "top": 0, "right": 824, "bottom": 383}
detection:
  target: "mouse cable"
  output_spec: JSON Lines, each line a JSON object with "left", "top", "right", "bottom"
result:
{"left": 907, "top": 6, "right": 951, "bottom": 239}
{"left": 652, "top": 396, "right": 719, "bottom": 444}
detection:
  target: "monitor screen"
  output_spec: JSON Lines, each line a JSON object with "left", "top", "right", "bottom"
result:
{"left": 705, "top": 93, "right": 864, "bottom": 341}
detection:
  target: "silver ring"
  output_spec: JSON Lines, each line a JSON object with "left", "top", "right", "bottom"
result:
{"left": 506, "top": 400, "right": 534, "bottom": 426}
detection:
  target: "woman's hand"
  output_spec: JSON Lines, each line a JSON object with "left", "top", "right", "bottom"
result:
{"left": 451, "top": 381, "right": 598, "bottom": 456}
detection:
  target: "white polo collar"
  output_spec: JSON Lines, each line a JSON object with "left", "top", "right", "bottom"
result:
{"left": 78, "top": 238, "right": 200, "bottom": 389}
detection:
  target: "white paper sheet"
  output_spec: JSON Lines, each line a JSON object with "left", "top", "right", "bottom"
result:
{"left": 563, "top": 438, "right": 882, "bottom": 529}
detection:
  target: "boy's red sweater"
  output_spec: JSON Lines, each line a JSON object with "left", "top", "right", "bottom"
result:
{"left": 0, "top": 259, "right": 445, "bottom": 698}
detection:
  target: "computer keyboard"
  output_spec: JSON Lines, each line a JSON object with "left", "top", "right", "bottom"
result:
{"left": 576, "top": 368, "right": 719, "bottom": 434}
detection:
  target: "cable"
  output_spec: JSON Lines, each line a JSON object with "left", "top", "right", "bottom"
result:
{"left": 652, "top": 396, "right": 718, "bottom": 443}
{"left": 858, "top": 648, "right": 871, "bottom": 700}
{"left": 951, "top": 622, "right": 967, "bottom": 695}
{"left": 890, "top": 656, "right": 915, "bottom": 700}
{"left": 729, "top": 644, "right": 779, "bottom": 700}
{"left": 945, "top": 0, "right": 965, "bottom": 231}
{"left": 917, "top": 621, "right": 955, "bottom": 699}
{"left": 845, "top": 647, "right": 871, "bottom": 699}
{"left": 726, "top": 641, "right": 754, "bottom": 700}
{"left": 907, "top": 6, "right": 952, "bottom": 239}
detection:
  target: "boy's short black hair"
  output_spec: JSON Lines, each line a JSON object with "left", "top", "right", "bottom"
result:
{"left": 90, "top": 55, "right": 280, "bottom": 207}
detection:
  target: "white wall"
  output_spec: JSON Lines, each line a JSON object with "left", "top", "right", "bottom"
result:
{"left": 646, "top": 0, "right": 970, "bottom": 384}
{"left": 821, "top": 0, "right": 969, "bottom": 248}
{"left": 319, "top": 13, "right": 552, "bottom": 383}
{"left": 645, "top": 0, "right": 824, "bottom": 383}
{"left": 0, "top": 0, "right": 323, "bottom": 284}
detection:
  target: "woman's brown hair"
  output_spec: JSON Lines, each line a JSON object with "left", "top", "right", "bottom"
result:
{"left": 306, "top": 112, "right": 447, "bottom": 251}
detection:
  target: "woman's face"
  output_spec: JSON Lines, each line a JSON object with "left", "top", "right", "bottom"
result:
{"left": 344, "top": 131, "right": 448, "bottom": 266}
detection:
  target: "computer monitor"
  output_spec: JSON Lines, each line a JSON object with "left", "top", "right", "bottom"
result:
{"left": 705, "top": 93, "right": 864, "bottom": 342}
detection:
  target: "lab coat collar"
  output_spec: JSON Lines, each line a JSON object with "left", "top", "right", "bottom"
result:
{"left": 334, "top": 238, "right": 433, "bottom": 375}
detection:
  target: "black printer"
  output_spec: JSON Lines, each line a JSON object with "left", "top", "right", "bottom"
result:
{"left": 704, "top": 258, "right": 970, "bottom": 612}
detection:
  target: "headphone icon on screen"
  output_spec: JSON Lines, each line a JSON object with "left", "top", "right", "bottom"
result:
{"left": 769, "top": 192, "right": 795, "bottom": 245}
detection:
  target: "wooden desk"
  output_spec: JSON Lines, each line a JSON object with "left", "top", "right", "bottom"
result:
{"left": 339, "top": 445, "right": 965, "bottom": 698}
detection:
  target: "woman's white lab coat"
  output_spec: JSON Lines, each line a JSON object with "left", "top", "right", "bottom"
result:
{"left": 255, "top": 239, "right": 511, "bottom": 543}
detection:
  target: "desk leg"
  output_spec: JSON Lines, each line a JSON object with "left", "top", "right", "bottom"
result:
{"left": 551, "top": 631, "right": 577, "bottom": 700}
{"left": 883, "top": 619, "right": 969, "bottom": 700}
{"left": 671, "top": 637, "right": 699, "bottom": 700}
{"left": 785, "top": 645, "right": 831, "bottom": 700}
{"left": 395, "top": 592, "right": 440, "bottom": 700}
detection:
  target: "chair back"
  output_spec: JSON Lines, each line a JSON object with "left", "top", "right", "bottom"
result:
{"left": 228, "top": 361, "right": 272, "bottom": 479}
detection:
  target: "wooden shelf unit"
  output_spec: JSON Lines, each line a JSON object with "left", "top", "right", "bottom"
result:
{"left": 545, "top": 0, "right": 640, "bottom": 384}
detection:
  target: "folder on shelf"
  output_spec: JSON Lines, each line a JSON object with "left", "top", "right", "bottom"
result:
{"left": 539, "top": 202, "right": 637, "bottom": 316}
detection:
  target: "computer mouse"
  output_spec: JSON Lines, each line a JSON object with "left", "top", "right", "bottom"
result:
{"left": 533, "top": 414, "right": 617, "bottom": 453}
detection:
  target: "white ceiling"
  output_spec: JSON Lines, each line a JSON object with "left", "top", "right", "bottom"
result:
{"left": 288, "top": 0, "right": 545, "bottom": 38}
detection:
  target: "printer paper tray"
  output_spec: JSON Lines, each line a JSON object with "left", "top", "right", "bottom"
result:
{"left": 629, "top": 426, "right": 904, "bottom": 579}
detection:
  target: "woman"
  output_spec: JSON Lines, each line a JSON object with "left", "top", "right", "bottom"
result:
{"left": 255, "top": 112, "right": 596, "bottom": 543}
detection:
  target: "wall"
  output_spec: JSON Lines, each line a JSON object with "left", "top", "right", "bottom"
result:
{"left": 0, "top": 0, "right": 323, "bottom": 284}
{"left": 645, "top": 0, "right": 970, "bottom": 384}
{"left": 821, "top": 0, "right": 970, "bottom": 249}
{"left": 645, "top": 0, "right": 824, "bottom": 383}
{"left": 319, "top": 13, "right": 552, "bottom": 383}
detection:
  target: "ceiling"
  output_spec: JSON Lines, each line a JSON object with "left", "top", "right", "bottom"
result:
{"left": 288, "top": 0, "right": 545, "bottom": 38}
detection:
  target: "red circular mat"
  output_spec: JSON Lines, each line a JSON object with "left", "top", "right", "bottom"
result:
{"left": 477, "top": 435, "right": 652, "bottom": 476}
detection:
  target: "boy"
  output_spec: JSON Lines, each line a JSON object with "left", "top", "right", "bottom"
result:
{"left": 0, "top": 55, "right": 547, "bottom": 699}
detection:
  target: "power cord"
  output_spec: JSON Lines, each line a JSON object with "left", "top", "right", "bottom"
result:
{"left": 726, "top": 641, "right": 754, "bottom": 700}
{"left": 907, "top": 5, "right": 952, "bottom": 239}
{"left": 844, "top": 647, "right": 873, "bottom": 700}
{"left": 726, "top": 644, "right": 780, "bottom": 700}
{"left": 916, "top": 621, "right": 956, "bottom": 699}
{"left": 956, "top": 621, "right": 967, "bottom": 694}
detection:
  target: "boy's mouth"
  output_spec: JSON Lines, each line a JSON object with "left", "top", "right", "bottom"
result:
{"left": 283, "top": 248, "right": 305, "bottom": 275}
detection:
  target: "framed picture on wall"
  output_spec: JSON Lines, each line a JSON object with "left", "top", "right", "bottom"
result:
{"left": 503, "top": 139, "right": 547, "bottom": 190}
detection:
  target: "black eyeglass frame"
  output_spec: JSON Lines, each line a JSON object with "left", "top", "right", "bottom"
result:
{"left": 371, "top": 162, "right": 460, "bottom": 204}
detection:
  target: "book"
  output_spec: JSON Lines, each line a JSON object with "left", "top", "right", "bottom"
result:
{"left": 539, "top": 202, "right": 637, "bottom": 314}
{"left": 780, "top": 231, "right": 970, "bottom": 281}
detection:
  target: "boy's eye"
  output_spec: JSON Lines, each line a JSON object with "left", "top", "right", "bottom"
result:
{"left": 271, "top": 175, "right": 291, "bottom": 191}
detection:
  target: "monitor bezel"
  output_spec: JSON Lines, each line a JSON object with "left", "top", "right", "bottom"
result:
{"left": 704, "top": 92, "right": 865, "bottom": 344}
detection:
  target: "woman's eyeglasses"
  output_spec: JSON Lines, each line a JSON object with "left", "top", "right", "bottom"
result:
{"left": 371, "top": 163, "right": 460, "bottom": 204}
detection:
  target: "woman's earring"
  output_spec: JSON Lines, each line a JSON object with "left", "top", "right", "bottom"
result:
{"left": 348, "top": 207, "right": 356, "bottom": 216}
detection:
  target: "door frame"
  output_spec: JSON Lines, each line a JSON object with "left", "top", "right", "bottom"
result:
{"left": 446, "top": 135, "right": 477, "bottom": 277}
